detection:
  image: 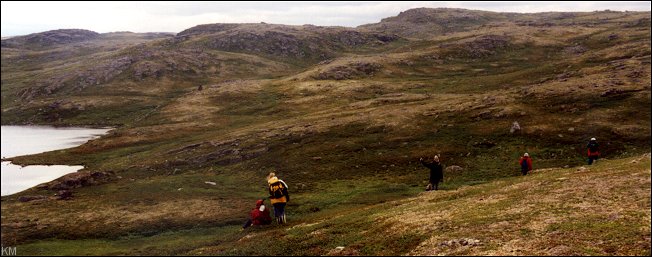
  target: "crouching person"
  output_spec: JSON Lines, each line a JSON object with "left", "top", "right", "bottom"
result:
{"left": 242, "top": 199, "right": 272, "bottom": 229}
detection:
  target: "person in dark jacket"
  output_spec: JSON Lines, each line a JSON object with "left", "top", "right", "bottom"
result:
{"left": 587, "top": 138, "right": 600, "bottom": 165}
{"left": 267, "top": 172, "right": 289, "bottom": 224}
{"left": 420, "top": 155, "right": 443, "bottom": 191}
{"left": 519, "top": 153, "right": 533, "bottom": 176}
{"left": 242, "top": 199, "right": 272, "bottom": 229}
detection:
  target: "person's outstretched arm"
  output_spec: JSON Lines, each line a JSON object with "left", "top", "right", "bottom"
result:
{"left": 420, "top": 158, "right": 433, "bottom": 168}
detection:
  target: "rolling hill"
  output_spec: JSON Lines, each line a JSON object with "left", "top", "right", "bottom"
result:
{"left": 1, "top": 8, "right": 650, "bottom": 255}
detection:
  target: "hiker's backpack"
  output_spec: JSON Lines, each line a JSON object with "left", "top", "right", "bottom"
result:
{"left": 588, "top": 142, "right": 599, "bottom": 153}
{"left": 269, "top": 181, "right": 286, "bottom": 199}
{"left": 521, "top": 158, "right": 530, "bottom": 170}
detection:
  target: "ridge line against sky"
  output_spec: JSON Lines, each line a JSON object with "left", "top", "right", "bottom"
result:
{"left": 2, "top": 1, "right": 651, "bottom": 37}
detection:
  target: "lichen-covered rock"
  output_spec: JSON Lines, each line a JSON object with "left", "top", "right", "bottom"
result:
{"left": 445, "top": 165, "right": 464, "bottom": 173}
{"left": 18, "top": 195, "right": 48, "bottom": 203}
{"left": 314, "top": 61, "right": 383, "bottom": 80}
{"left": 38, "top": 170, "right": 115, "bottom": 191}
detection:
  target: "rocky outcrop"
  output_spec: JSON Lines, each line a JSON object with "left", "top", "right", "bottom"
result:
{"left": 176, "top": 23, "right": 398, "bottom": 62}
{"left": 207, "top": 30, "right": 318, "bottom": 59}
{"left": 358, "top": 8, "right": 507, "bottom": 39}
{"left": 440, "top": 238, "right": 482, "bottom": 247}
{"left": 176, "top": 24, "right": 241, "bottom": 37}
{"left": 16, "top": 55, "right": 135, "bottom": 100}
{"left": 600, "top": 88, "right": 643, "bottom": 97}
{"left": 563, "top": 45, "right": 588, "bottom": 55}
{"left": 5, "top": 21, "right": 398, "bottom": 101}
{"left": 444, "top": 35, "right": 511, "bottom": 58}
{"left": 1, "top": 29, "right": 100, "bottom": 49}
{"left": 56, "top": 190, "right": 73, "bottom": 200}
{"left": 13, "top": 44, "right": 269, "bottom": 99}
{"left": 36, "top": 170, "right": 115, "bottom": 191}
{"left": 17, "top": 195, "right": 48, "bottom": 203}
{"left": 313, "top": 61, "right": 382, "bottom": 80}
{"left": 34, "top": 100, "right": 84, "bottom": 122}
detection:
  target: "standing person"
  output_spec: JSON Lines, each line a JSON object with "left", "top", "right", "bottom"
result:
{"left": 519, "top": 153, "right": 533, "bottom": 176}
{"left": 587, "top": 138, "right": 600, "bottom": 165}
{"left": 242, "top": 199, "right": 272, "bottom": 229}
{"left": 267, "top": 172, "right": 289, "bottom": 224}
{"left": 419, "top": 155, "right": 443, "bottom": 191}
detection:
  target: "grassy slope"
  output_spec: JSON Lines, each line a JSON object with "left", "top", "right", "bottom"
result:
{"left": 12, "top": 154, "right": 651, "bottom": 256}
{"left": 1, "top": 10, "right": 650, "bottom": 256}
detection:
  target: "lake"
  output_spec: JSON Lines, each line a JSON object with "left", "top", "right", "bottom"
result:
{"left": 1, "top": 126, "right": 112, "bottom": 196}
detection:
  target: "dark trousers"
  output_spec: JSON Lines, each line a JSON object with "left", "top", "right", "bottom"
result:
{"left": 243, "top": 219, "right": 253, "bottom": 229}
{"left": 273, "top": 203, "right": 286, "bottom": 224}
{"left": 588, "top": 155, "right": 599, "bottom": 165}
{"left": 521, "top": 169, "right": 528, "bottom": 176}
{"left": 426, "top": 181, "right": 439, "bottom": 191}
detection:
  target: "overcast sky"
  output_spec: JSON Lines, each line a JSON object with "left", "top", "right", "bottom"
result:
{"left": 2, "top": 1, "right": 650, "bottom": 37}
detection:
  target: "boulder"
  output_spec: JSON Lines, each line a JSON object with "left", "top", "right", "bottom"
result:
{"left": 563, "top": 45, "right": 587, "bottom": 55}
{"left": 510, "top": 121, "right": 521, "bottom": 134}
{"left": 445, "top": 165, "right": 464, "bottom": 173}
{"left": 56, "top": 190, "right": 73, "bottom": 200}
{"left": 440, "top": 238, "right": 482, "bottom": 247}
{"left": 601, "top": 88, "right": 621, "bottom": 97}
{"left": 607, "top": 34, "right": 619, "bottom": 40}
{"left": 18, "top": 195, "right": 48, "bottom": 203}
{"left": 40, "top": 170, "right": 114, "bottom": 191}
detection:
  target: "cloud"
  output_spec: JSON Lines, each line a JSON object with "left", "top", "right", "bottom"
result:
{"left": 2, "top": 1, "right": 650, "bottom": 37}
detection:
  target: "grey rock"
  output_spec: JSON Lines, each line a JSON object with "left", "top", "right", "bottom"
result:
{"left": 510, "top": 121, "right": 521, "bottom": 134}
{"left": 445, "top": 165, "right": 463, "bottom": 172}
{"left": 18, "top": 195, "right": 48, "bottom": 203}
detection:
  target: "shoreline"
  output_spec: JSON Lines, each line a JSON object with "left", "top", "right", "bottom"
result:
{"left": 1, "top": 125, "right": 112, "bottom": 196}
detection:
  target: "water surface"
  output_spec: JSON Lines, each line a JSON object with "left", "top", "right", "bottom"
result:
{"left": 1, "top": 126, "right": 112, "bottom": 196}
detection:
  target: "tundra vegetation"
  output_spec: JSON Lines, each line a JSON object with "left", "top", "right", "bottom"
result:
{"left": 1, "top": 8, "right": 650, "bottom": 255}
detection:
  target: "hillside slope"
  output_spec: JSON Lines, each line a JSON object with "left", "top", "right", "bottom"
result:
{"left": 8, "top": 154, "right": 651, "bottom": 255}
{"left": 1, "top": 8, "right": 650, "bottom": 256}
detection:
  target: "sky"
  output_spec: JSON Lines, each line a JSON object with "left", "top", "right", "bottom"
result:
{"left": 2, "top": 1, "right": 650, "bottom": 37}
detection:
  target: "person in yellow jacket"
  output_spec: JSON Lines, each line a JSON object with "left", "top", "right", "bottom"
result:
{"left": 267, "top": 172, "right": 289, "bottom": 224}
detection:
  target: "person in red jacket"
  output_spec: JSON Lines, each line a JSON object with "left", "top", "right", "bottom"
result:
{"left": 587, "top": 138, "right": 600, "bottom": 165}
{"left": 242, "top": 199, "right": 272, "bottom": 229}
{"left": 519, "top": 153, "right": 533, "bottom": 176}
